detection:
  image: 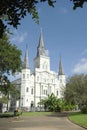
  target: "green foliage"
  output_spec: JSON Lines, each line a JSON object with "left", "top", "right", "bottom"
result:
{"left": 81, "top": 105, "right": 87, "bottom": 114}
{"left": 46, "top": 93, "right": 58, "bottom": 112}
{"left": 0, "top": 112, "right": 14, "bottom": 118}
{"left": 70, "top": 0, "right": 87, "bottom": 10}
{"left": 0, "top": 0, "right": 56, "bottom": 37}
{"left": 64, "top": 74, "right": 87, "bottom": 109}
{"left": 38, "top": 93, "right": 76, "bottom": 112}
{"left": 0, "top": 96, "right": 8, "bottom": 104}
{"left": 22, "top": 112, "right": 53, "bottom": 116}
{"left": 0, "top": 0, "right": 87, "bottom": 37}
{"left": 63, "top": 104, "right": 76, "bottom": 111}
{"left": 56, "top": 99, "right": 76, "bottom": 111}
{"left": 0, "top": 75, "right": 19, "bottom": 96}
{"left": 14, "top": 109, "right": 22, "bottom": 117}
{"left": 0, "top": 33, "right": 21, "bottom": 101}
{"left": 0, "top": 75, "right": 10, "bottom": 95}
{"left": 0, "top": 33, "right": 22, "bottom": 75}
{"left": 38, "top": 93, "right": 57, "bottom": 111}
{"left": 38, "top": 93, "right": 60, "bottom": 112}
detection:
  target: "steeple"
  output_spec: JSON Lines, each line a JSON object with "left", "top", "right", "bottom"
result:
{"left": 37, "top": 31, "right": 47, "bottom": 57}
{"left": 58, "top": 56, "right": 64, "bottom": 75}
{"left": 23, "top": 45, "right": 29, "bottom": 69}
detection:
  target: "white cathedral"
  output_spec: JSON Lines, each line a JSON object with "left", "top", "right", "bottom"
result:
{"left": 12, "top": 32, "right": 66, "bottom": 111}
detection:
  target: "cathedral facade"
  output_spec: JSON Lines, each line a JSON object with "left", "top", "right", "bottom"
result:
{"left": 12, "top": 32, "right": 66, "bottom": 111}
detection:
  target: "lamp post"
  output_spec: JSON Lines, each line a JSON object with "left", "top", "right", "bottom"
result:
{"left": 40, "top": 82, "right": 41, "bottom": 111}
{"left": 21, "top": 97, "right": 23, "bottom": 111}
{"left": 34, "top": 72, "right": 36, "bottom": 112}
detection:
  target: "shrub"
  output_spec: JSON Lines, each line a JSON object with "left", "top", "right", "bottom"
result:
{"left": 81, "top": 105, "right": 87, "bottom": 114}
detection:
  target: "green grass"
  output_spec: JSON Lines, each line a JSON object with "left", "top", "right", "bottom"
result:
{"left": 68, "top": 112, "right": 87, "bottom": 128}
{"left": 22, "top": 112, "right": 53, "bottom": 116}
{"left": 0, "top": 112, "right": 14, "bottom": 118}
{"left": 0, "top": 111, "right": 53, "bottom": 118}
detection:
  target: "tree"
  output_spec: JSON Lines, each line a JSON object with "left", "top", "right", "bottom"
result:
{"left": 0, "top": 0, "right": 56, "bottom": 38}
{"left": 0, "top": 0, "right": 87, "bottom": 38}
{"left": 64, "top": 74, "right": 87, "bottom": 109}
{"left": 38, "top": 93, "right": 61, "bottom": 112}
{"left": 0, "top": 74, "right": 20, "bottom": 111}
{"left": 0, "top": 33, "right": 22, "bottom": 75}
{"left": 0, "top": 33, "right": 22, "bottom": 110}
{"left": 71, "top": 0, "right": 87, "bottom": 10}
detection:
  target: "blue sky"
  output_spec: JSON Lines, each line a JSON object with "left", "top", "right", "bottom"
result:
{"left": 10, "top": 0, "right": 87, "bottom": 78}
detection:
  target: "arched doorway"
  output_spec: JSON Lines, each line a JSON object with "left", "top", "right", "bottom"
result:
{"left": 30, "top": 101, "right": 34, "bottom": 111}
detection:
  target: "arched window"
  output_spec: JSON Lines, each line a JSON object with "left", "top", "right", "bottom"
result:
{"left": 27, "top": 74, "right": 29, "bottom": 78}
{"left": 56, "top": 90, "right": 58, "bottom": 96}
{"left": 26, "top": 87, "right": 29, "bottom": 92}
{"left": 23, "top": 74, "right": 25, "bottom": 79}
{"left": 31, "top": 88, "right": 33, "bottom": 94}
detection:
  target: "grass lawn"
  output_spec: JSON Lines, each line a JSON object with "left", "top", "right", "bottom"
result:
{"left": 68, "top": 112, "right": 87, "bottom": 128}
{"left": 22, "top": 112, "right": 53, "bottom": 116}
{"left": 0, "top": 111, "right": 53, "bottom": 117}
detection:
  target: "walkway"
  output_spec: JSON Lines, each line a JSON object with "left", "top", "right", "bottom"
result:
{"left": 0, "top": 113, "right": 86, "bottom": 130}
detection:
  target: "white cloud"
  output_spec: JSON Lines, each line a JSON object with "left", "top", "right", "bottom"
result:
{"left": 73, "top": 58, "right": 87, "bottom": 74}
{"left": 11, "top": 30, "right": 28, "bottom": 43}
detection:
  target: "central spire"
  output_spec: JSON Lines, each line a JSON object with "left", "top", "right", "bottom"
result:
{"left": 37, "top": 30, "right": 47, "bottom": 57}
{"left": 23, "top": 45, "right": 29, "bottom": 69}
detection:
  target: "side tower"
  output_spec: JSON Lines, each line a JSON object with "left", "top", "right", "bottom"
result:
{"left": 58, "top": 56, "right": 66, "bottom": 97}
{"left": 20, "top": 46, "right": 31, "bottom": 110}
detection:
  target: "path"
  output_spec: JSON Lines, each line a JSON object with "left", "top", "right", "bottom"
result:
{"left": 0, "top": 113, "right": 86, "bottom": 130}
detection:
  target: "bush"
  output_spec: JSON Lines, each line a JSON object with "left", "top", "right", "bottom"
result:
{"left": 81, "top": 105, "right": 87, "bottom": 114}
{"left": 0, "top": 113, "right": 14, "bottom": 118}
{"left": 55, "top": 106, "right": 61, "bottom": 112}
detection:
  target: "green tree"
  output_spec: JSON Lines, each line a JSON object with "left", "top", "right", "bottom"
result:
{"left": 0, "top": 34, "right": 22, "bottom": 75}
{"left": 0, "top": 33, "right": 22, "bottom": 110}
{"left": 0, "top": 75, "right": 20, "bottom": 111}
{"left": 38, "top": 93, "right": 61, "bottom": 112}
{"left": 0, "top": 0, "right": 56, "bottom": 37}
{"left": 39, "top": 93, "right": 76, "bottom": 112}
{"left": 0, "top": 0, "right": 87, "bottom": 37}
{"left": 71, "top": 0, "right": 87, "bottom": 10}
{"left": 64, "top": 74, "right": 87, "bottom": 109}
